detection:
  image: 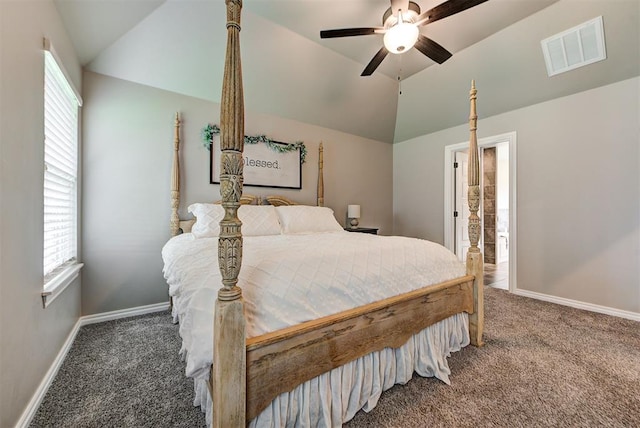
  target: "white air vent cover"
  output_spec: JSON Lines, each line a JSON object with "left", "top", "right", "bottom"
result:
{"left": 541, "top": 16, "right": 606, "bottom": 77}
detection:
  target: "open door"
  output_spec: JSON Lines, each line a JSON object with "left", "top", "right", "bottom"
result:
{"left": 445, "top": 132, "right": 516, "bottom": 291}
{"left": 454, "top": 151, "right": 470, "bottom": 262}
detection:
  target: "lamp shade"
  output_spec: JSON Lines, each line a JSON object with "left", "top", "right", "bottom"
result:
{"left": 347, "top": 205, "right": 361, "bottom": 218}
{"left": 383, "top": 21, "right": 419, "bottom": 54}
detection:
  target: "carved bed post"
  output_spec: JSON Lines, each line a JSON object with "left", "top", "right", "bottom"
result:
{"left": 317, "top": 142, "right": 324, "bottom": 207}
{"left": 170, "top": 113, "right": 181, "bottom": 237}
{"left": 213, "top": 0, "right": 246, "bottom": 426}
{"left": 466, "top": 80, "right": 485, "bottom": 347}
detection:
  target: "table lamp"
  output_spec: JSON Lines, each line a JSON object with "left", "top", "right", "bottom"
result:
{"left": 347, "top": 204, "right": 360, "bottom": 229}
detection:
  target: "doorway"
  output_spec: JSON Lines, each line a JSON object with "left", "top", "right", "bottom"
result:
{"left": 444, "top": 132, "right": 517, "bottom": 292}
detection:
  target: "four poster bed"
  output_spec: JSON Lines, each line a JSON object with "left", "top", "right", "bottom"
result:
{"left": 162, "top": 1, "right": 484, "bottom": 426}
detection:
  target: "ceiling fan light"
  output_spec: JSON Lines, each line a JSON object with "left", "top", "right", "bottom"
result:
{"left": 383, "top": 22, "right": 419, "bottom": 54}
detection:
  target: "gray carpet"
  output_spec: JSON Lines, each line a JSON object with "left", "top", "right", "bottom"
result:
{"left": 30, "top": 312, "right": 206, "bottom": 428}
{"left": 32, "top": 288, "right": 640, "bottom": 427}
{"left": 346, "top": 288, "right": 640, "bottom": 427}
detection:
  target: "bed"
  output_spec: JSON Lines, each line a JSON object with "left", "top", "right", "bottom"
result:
{"left": 164, "top": 214, "right": 473, "bottom": 425}
{"left": 164, "top": 1, "right": 484, "bottom": 426}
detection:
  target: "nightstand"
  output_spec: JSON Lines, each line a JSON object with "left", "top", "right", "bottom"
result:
{"left": 344, "top": 227, "right": 378, "bottom": 235}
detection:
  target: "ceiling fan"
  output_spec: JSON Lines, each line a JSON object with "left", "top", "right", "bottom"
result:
{"left": 320, "top": 0, "right": 489, "bottom": 76}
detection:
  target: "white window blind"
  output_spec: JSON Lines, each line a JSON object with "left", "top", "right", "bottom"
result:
{"left": 43, "top": 47, "right": 80, "bottom": 283}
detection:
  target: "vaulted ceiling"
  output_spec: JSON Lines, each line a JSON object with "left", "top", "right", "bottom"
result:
{"left": 54, "top": 0, "right": 639, "bottom": 143}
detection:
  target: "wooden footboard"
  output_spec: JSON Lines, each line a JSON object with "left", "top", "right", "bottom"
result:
{"left": 245, "top": 275, "right": 475, "bottom": 420}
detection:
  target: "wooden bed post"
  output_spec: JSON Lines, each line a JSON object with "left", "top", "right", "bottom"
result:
{"left": 317, "top": 142, "right": 324, "bottom": 207}
{"left": 170, "top": 113, "right": 181, "bottom": 237}
{"left": 213, "top": 0, "right": 246, "bottom": 427}
{"left": 466, "top": 80, "right": 485, "bottom": 347}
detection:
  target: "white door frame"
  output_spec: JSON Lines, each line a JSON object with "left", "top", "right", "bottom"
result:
{"left": 444, "top": 131, "right": 517, "bottom": 292}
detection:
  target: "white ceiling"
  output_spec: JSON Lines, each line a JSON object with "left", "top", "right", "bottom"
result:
{"left": 55, "top": 0, "right": 557, "bottom": 79}
{"left": 53, "top": 0, "right": 639, "bottom": 143}
{"left": 246, "top": 0, "right": 557, "bottom": 80}
{"left": 54, "top": 0, "right": 165, "bottom": 65}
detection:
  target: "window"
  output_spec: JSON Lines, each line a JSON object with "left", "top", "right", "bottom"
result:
{"left": 42, "top": 39, "right": 83, "bottom": 307}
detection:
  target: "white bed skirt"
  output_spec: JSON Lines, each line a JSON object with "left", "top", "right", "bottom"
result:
{"left": 191, "top": 312, "right": 469, "bottom": 427}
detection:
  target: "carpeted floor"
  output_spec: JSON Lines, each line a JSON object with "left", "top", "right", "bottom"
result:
{"left": 30, "top": 312, "right": 206, "bottom": 428}
{"left": 346, "top": 288, "right": 640, "bottom": 428}
{"left": 31, "top": 287, "right": 640, "bottom": 427}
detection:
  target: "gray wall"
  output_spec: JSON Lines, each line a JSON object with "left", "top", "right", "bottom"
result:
{"left": 0, "top": 1, "right": 82, "bottom": 426}
{"left": 394, "top": 77, "right": 640, "bottom": 315}
{"left": 82, "top": 71, "right": 393, "bottom": 315}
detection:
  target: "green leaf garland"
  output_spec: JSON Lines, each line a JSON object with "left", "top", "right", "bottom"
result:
{"left": 201, "top": 124, "right": 307, "bottom": 164}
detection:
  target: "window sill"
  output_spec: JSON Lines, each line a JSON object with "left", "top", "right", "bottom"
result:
{"left": 42, "top": 263, "right": 84, "bottom": 308}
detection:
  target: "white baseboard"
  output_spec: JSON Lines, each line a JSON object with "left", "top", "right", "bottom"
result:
{"left": 80, "top": 301, "right": 170, "bottom": 326}
{"left": 513, "top": 288, "right": 640, "bottom": 322}
{"left": 16, "top": 301, "right": 171, "bottom": 427}
{"left": 15, "top": 318, "right": 82, "bottom": 428}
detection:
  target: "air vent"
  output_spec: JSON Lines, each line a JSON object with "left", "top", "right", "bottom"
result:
{"left": 541, "top": 16, "right": 606, "bottom": 77}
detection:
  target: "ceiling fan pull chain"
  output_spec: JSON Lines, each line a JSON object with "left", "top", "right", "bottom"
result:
{"left": 398, "top": 75, "right": 402, "bottom": 95}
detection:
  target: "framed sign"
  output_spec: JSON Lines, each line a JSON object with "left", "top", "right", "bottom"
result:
{"left": 210, "top": 139, "right": 302, "bottom": 189}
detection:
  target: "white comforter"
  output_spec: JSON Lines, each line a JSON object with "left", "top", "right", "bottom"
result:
{"left": 162, "top": 231, "right": 469, "bottom": 426}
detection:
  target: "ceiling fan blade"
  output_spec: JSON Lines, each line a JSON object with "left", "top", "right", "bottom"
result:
{"left": 390, "top": 0, "right": 410, "bottom": 15}
{"left": 320, "top": 27, "right": 382, "bottom": 39}
{"left": 415, "top": 0, "right": 489, "bottom": 26}
{"left": 414, "top": 35, "right": 452, "bottom": 64}
{"left": 361, "top": 47, "right": 389, "bottom": 76}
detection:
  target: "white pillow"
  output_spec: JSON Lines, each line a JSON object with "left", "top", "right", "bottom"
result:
{"left": 188, "top": 203, "right": 224, "bottom": 238}
{"left": 187, "top": 203, "right": 282, "bottom": 237}
{"left": 275, "top": 205, "right": 343, "bottom": 234}
{"left": 238, "top": 205, "right": 282, "bottom": 236}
